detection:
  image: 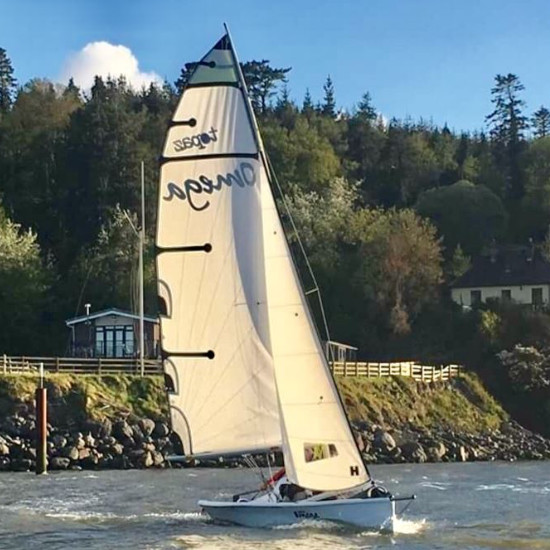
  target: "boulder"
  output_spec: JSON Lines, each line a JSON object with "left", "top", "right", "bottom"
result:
{"left": 139, "top": 419, "right": 156, "bottom": 437}
{"left": 373, "top": 429, "right": 396, "bottom": 453}
{"left": 50, "top": 457, "right": 71, "bottom": 470}
{"left": 62, "top": 446, "right": 79, "bottom": 461}
{"left": 52, "top": 434, "right": 68, "bottom": 449}
{"left": 425, "top": 441, "right": 446, "bottom": 462}
{"left": 98, "top": 419, "right": 113, "bottom": 438}
{"left": 152, "top": 422, "right": 170, "bottom": 439}
{"left": 400, "top": 441, "right": 427, "bottom": 463}
{"left": 455, "top": 445, "right": 469, "bottom": 462}
{"left": 11, "top": 458, "right": 33, "bottom": 472}
{"left": 139, "top": 451, "right": 154, "bottom": 468}
{"left": 113, "top": 420, "right": 133, "bottom": 441}
{"left": 111, "top": 443, "right": 124, "bottom": 456}
{"left": 78, "top": 448, "right": 91, "bottom": 461}
{"left": 151, "top": 451, "right": 165, "bottom": 467}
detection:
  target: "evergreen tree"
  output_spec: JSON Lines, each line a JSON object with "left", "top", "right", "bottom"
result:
{"left": 485, "top": 73, "right": 528, "bottom": 200}
{"left": 322, "top": 75, "right": 336, "bottom": 117}
{"left": 240, "top": 60, "right": 291, "bottom": 114}
{"left": 63, "top": 77, "right": 81, "bottom": 101}
{"left": 0, "top": 47, "right": 17, "bottom": 114}
{"left": 532, "top": 106, "right": 550, "bottom": 138}
{"left": 302, "top": 88, "right": 314, "bottom": 116}
{"left": 357, "top": 92, "right": 377, "bottom": 121}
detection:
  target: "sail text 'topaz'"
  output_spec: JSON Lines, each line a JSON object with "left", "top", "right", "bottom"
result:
{"left": 163, "top": 162, "right": 256, "bottom": 211}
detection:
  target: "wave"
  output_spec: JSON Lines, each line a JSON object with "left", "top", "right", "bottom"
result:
{"left": 393, "top": 517, "right": 427, "bottom": 535}
{"left": 476, "top": 483, "right": 550, "bottom": 494}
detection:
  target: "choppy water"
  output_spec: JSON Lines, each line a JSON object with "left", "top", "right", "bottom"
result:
{"left": 1, "top": 461, "right": 549, "bottom": 549}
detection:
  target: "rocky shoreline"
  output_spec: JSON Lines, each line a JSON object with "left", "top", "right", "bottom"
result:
{"left": 1, "top": 407, "right": 550, "bottom": 473}
{"left": 354, "top": 420, "right": 550, "bottom": 464}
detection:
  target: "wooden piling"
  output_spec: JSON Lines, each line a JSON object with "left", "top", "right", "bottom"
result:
{"left": 35, "top": 363, "right": 47, "bottom": 474}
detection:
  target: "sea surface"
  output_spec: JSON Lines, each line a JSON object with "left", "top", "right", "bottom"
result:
{"left": 1, "top": 461, "right": 549, "bottom": 549}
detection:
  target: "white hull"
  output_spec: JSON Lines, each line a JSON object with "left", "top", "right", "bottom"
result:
{"left": 199, "top": 497, "right": 395, "bottom": 531}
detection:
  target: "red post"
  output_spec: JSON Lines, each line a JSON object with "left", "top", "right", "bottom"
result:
{"left": 36, "top": 364, "right": 47, "bottom": 475}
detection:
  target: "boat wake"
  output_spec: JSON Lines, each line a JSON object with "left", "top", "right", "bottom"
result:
{"left": 393, "top": 517, "right": 427, "bottom": 535}
{"left": 271, "top": 519, "right": 342, "bottom": 531}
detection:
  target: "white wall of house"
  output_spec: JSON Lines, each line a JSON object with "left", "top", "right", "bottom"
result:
{"left": 451, "top": 284, "right": 550, "bottom": 308}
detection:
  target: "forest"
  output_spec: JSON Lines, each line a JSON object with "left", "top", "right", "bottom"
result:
{"left": 2, "top": 46, "right": 550, "bottom": 395}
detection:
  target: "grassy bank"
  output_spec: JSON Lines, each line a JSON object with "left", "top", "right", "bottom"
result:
{"left": 0, "top": 374, "right": 168, "bottom": 423}
{"left": 337, "top": 372, "right": 508, "bottom": 433}
{"left": 0, "top": 371, "right": 507, "bottom": 434}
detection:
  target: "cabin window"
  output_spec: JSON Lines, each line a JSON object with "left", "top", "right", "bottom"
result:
{"left": 501, "top": 289, "right": 511, "bottom": 301}
{"left": 470, "top": 290, "right": 482, "bottom": 306}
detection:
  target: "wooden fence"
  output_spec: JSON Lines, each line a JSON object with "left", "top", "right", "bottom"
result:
{"left": 330, "top": 361, "right": 461, "bottom": 382}
{"left": 1, "top": 355, "right": 461, "bottom": 382}
{"left": 1, "top": 355, "right": 162, "bottom": 376}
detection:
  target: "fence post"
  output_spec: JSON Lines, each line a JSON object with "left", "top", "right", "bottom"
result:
{"left": 98, "top": 357, "right": 102, "bottom": 376}
{"left": 2, "top": 354, "right": 5, "bottom": 375}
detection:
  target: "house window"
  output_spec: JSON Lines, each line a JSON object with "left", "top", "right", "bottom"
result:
{"left": 532, "top": 288, "right": 543, "bottom": 307}
{"left": 95, "top": 325, "right": 135, "bottom": 357}
{"left": 470, "top": 290, "right": 482, "bottom": 306}
{"left": 501, "top": 289, "right": 511, "bottom": 301}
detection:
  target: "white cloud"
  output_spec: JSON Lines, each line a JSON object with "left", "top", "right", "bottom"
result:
{"left": 60, "top": 41, "right": 162, "bottom": 90}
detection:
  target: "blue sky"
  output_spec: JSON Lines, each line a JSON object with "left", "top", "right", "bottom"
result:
{"left": 2, "top": 0, "right": 550, "bottom": 132}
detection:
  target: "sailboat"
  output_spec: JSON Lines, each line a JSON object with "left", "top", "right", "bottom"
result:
{"left": 156, "top": 27, "right": 413, "bottom": 531}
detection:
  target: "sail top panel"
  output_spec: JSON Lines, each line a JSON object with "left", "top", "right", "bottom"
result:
{"left": 186, "top": 34, "right": 237, "bottom": 86}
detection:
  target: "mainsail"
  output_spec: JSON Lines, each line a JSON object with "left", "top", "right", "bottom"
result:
{"left": 156, "top": 31, "right": 370, "bottom": 491}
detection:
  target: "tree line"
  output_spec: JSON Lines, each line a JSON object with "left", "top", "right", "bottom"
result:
{"left": 2, "top": 46, "right": 550, "bottom": 365}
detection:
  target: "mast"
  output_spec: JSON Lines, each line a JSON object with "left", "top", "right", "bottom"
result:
{"left": 139, "top": 161, "right": 145, "bottom": 377}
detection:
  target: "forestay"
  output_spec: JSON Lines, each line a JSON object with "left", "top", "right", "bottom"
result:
{"left": 156, "top": 32, "right": 370, "bottom": 491}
